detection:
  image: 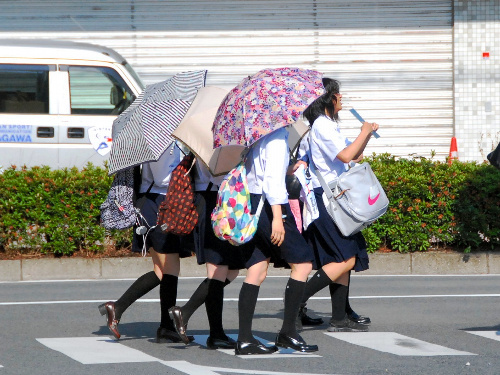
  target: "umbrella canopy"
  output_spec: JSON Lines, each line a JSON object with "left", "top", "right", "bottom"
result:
{"left": 173, "top": 86, "right": 310, "bottom": 176}
{"left": 107, "top": 70, "right": 207, "bottom": 175}
{"left": 172, "top": 86, "right": 246, "bottom": 176}
{"left": 212, "top": 67, "right": 323, "bottom": 149}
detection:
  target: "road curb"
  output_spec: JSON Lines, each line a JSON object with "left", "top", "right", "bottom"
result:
{"left": 1, "top": 252, "right": 499, "bottom": 282}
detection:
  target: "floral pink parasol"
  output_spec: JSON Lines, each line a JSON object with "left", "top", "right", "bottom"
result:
{"left": 212, "top": 67, "right": 324, "bottom": 148}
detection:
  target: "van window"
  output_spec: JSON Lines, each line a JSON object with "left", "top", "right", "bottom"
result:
{"left": 0, "top": 64, "right": 50, "bottom": 114}
{"left": 68, "top": 66, "right": 135, "bottom": 115}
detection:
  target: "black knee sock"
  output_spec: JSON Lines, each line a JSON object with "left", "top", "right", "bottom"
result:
{"left": 181, "top": 278, "right": 209, "bottom": 324}
{"left": 114, "top": 271, "right": 160, "bottom": 320}
{"left": 280, "top": 278, "right": 306, "bottom": 338}
{"left": 205, "top": 279, "right": 226, "bottom": 339}
{"left": 237, "top": 282, "right": 260, "bottom": 344}
{"left": 345, "top": 272, "right": 354, "bottom": 314}
{"left": 302, "top": 268, "right": 332, "bottom": 304}
{"left": 160, "top": 274, "right": 178, "bottom": 329}
{"left": 329, "top": 283, "right": 348, "bottom": 321}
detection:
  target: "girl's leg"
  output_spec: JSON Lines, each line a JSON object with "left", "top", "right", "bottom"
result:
{"left": 98, "top": 253, "right": 161, "bottom": 340}
{"left": 344, "top": 271, "right": 371, "bottom": 324}
{"left": 275, "top": 262, "right": 318, "bottom": 352}
{"left": 327, "top": 271, "right": 368, "bottom": 332}
{"left": 300, "top": 257, "right": 355, "bottom": 306}
{"left": 237, "top": 260, "right": 268, "bottom": 343}
{"left": 169, "top": 263, "right": 239, "bottom": 346}
{"left": 151, "top": 251, "right": 187, "bottom": 342}
{"left": 297, "top": 258, "right": 355, "bottom": 329}
{"left": 205, "top": 264, "right": 237, "bottom": 348}
{"left": 235, "top": 260, "right": 277, "bottom": 355}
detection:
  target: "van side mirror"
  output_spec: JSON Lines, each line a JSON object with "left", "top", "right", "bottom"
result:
{"left": 110, "top": 85, "right": 122, "bottom": 106}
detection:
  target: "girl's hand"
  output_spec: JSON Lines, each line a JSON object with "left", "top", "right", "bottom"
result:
{"left": 271, "top": 217, "right": 285, "bottom": 246}
{"left": 352, "top": 154, "right": 363, "bottom": 163}
{"left": 361, "top": 121, "right": 379, "bottom": 135}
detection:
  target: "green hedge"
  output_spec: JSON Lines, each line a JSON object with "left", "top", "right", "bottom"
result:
{"left": 0, "top": 164, "right": 131, "bottom": 256}
{"left": 0, "top": 157, "right": 499, "bottom": 256}
{"left": 364, "top": 154, "right": 500, "bottom": 253}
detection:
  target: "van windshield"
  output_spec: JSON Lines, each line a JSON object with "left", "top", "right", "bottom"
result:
{"left": 68, "top": 65, "right": 136, "bottom": 115}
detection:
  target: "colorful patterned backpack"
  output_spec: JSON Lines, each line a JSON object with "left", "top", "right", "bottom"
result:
{"left": 157, "top": 152, "right": 200, "bottom": 236}
{"left": 100, "top": 166, "right": 141, "bottom": 230}
{"left": 211, "top": 161, "right": 264, "bottom": 246}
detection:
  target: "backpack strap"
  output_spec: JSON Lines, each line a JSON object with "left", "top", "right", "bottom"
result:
{"left": 255, "top": 193, "right": 265, "bottom": 217}
{"left": 135, "top": 181, "right": 154, "bottom": 211}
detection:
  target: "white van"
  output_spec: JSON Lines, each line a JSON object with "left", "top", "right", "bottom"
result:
{"left": 0, "top": 39, "right": 145, "bottom": 170}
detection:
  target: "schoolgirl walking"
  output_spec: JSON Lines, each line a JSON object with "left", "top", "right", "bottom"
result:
{"left": 298, "top": 78, "right": 379, "bottom": 331}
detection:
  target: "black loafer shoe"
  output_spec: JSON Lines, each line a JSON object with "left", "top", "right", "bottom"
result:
{"left": 328, "top": 315, "right": 369, "bottom": 332}
{"left": 206, "top": 335, "right": 237, "bottom": 349}
{"left": 298, "top": 303, "right": 324, "bottom": 326}
{"left": 275, "top": 332, "right": 318, "bottom": 352}
{"left": 235, "top": 341, "right": 278, "bottom": 355}
{"left": 156, "top": 326, "right": 194, "bottom": 343}
{"left": 98, "top": 302, "right": 120, "bottom": 340}
{"left": 301, "top": 314, "right": 324, "bottom": 326}
{"left": 347, "top": 310, "right": 371, "bottom": 325}
{"left": 168, "top": 306, "right": 190, "bottom": 344}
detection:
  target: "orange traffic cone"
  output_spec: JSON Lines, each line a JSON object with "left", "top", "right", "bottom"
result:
{"left": 448, "top": 137, "right": 458, "bottom": 165}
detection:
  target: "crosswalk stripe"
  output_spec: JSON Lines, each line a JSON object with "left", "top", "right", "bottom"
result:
{"left": 466, "top": 331, "right": 500, "bottom": 342}
{"left": 36, "top": 337, "right": 334, "bottom": 374}
{"left": 325, "top": 332, "right": 476, "bottom": 356}
{"left": 191, "top": 334, "right": 321, "bottom": 359}
{"left": 160, "top": 360, "right": 338, "bottom": 375}
{"left": 36, "top": 337, "right": 158, "bottom": 364}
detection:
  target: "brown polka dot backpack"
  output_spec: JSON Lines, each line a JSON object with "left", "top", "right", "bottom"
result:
{"left": 157, "top": 152, "right": 200, "bottom": 236}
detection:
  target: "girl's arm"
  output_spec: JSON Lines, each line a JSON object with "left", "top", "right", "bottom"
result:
{"left": 337, "top": 122, "right": 379, "bottom": 163}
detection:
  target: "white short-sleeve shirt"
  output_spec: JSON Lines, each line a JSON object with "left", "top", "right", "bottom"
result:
{"left": 245, "top": 127, "right": 289, "bottom": 205}
{"left": 300, "top": 115, "right": 352, "bottom": 188}
{"left": 139, "top": 142, "right": 184, "bottom": 194}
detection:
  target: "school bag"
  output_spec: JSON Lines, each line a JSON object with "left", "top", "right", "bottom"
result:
{"left": 157, "top": 152, "right": 201, "bottom": 236}
{"left": 311, "top": 160, "right": 389, "bottom": 237}
{"left": 211, "top": 161, "right": 264, "bottom": 246}
{"left": 100, "top": 166, "right": 144, "bottom": 230}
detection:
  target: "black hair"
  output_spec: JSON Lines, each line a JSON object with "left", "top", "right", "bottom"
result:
{"left": 303, "top": 77, "right": 340, "bottom": 125}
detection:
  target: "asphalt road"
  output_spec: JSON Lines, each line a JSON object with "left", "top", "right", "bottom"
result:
{"left": 1, "top": 275, "right": 499, "bottom": 375}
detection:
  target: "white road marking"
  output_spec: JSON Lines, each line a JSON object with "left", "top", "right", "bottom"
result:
{"left": 37, "top": 337, "right": 335, "bottom": 374}
{"left": 2, "top": 294, "right": 500, "bottom": 306}
{"left": 161, "top": 360, "right": 339, "bottom": 375}
{"left": 466, "top": 331, "right": 500, "bottom": 342}
{"left": 325, "top": 332, "right": 476, "bottom": 356}
{"left": 36, "top": 337, "right": 158, "bottom": 364}
{"left": 191, "top": 334, "right": 321, "bottom": 358}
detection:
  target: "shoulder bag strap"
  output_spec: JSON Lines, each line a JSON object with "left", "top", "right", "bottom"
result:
{"left": 307, "top": 135, "right": 336, "bottom": 200}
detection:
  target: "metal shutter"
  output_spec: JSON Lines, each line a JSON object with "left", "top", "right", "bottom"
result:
{"left": 1, "top": 0, "right": 453, "bottom": 159}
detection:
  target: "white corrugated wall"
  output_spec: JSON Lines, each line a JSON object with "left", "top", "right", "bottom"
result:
{"left": 0, "top": 0, "right": 453, "bottom": 159}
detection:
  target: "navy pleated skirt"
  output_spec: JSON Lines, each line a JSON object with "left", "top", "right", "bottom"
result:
{"left": 132, "top": 192, "right": 192, "bottom": 257}
{"left": 193, "top": 191, "right": 245, "bottom": 270}
{"left": 240, "top": 193, "right": 315, "bottom": 269}
{"left": 304, "top": 188, "right": 369, "bottom": 272}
